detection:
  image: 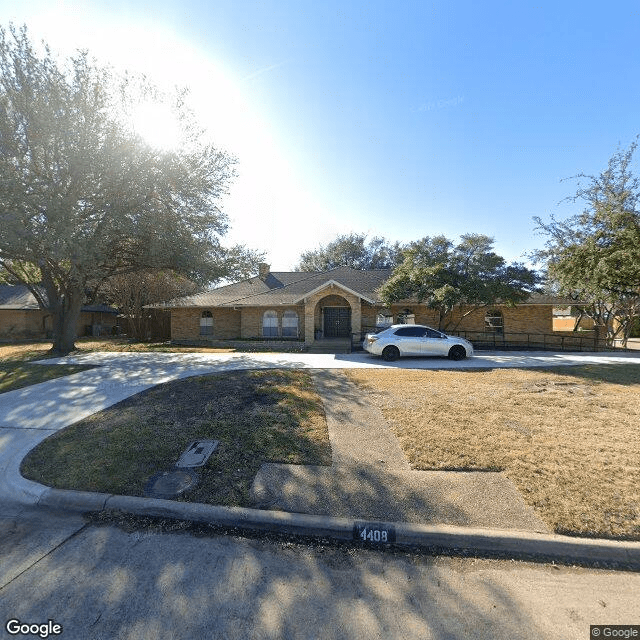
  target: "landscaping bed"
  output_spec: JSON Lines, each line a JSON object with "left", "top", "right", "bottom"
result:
{"left": 21, "top": 370, "right": 331, "bottom": 507}
{"left": 345, "top": 364, "right": 640, "bottom": 540}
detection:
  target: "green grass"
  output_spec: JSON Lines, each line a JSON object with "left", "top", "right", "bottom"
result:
{"left": 21, "top": 369, "right": 331, "bottom": 507}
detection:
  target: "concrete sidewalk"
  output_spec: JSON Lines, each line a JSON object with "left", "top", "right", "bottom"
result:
{"left": 1, "top": 350, "right": 639, "bottom": 568}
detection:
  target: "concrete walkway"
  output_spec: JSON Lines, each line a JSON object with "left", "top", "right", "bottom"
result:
{"left": 251, "top": 370, "right": 548, "bottom": 532}
{"left": 1, "top": 350, "right": 639, "bottom": 566}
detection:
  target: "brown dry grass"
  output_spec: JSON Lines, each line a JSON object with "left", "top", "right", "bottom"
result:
{"left": 0, "top": 342, "right": 95, "bottom": 393}
{"left": 345, "top": 365, "right": 640, "bottom": 540}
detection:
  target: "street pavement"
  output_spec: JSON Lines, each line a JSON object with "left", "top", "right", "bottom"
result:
{"left": 1, "top": 507, "right": 639, "bottom": 640}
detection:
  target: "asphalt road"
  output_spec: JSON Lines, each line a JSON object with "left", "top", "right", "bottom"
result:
{"left": 1, "top": 506, "right": 639, "bottom": 640}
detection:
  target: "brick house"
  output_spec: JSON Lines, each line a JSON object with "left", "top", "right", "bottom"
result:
{"left": 0, "top": 285, "right": 119, "bottom": 341}
{"left": 159, "top": 264, "right": 561, "bottom": 346}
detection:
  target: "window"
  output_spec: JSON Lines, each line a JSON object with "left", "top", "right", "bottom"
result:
{"left": 262, "top": 310, "right": 278, "bottom": 337}
{"left": 376, "top": 310, "right": 394, "bottom": 327}
{"left": 200, "top": 311, "right": 213, "bottom": 336}
{"left": 485, "top": 310, "right": 504, "bottom": 335}
{"left": 394, "top": 326, "right": 427, "bottom": 338}
{"left": 282, "top": 310, "right": 298, "bottom": 338}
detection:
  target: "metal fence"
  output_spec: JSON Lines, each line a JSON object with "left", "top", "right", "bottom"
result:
{"left": 352, "top": 329, "right": 611, "bottom": 352}
{"left": 446, "top": 330, "right": 609, "bottom": 352}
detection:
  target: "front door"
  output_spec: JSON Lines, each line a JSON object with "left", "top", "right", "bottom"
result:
{"left": 323, "top": 307, "right": 351, "bottom": 338}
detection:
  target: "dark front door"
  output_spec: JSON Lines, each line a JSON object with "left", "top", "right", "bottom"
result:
{"left": 323, "top": 307, "right": 351, "bottom": 338}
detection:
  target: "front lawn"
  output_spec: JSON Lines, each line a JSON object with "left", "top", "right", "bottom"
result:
{"left": 345, "top": 365, "right": 640, "bottom": 540}
{"left": 21, "top": 369, "right": 331, "bottom": 507}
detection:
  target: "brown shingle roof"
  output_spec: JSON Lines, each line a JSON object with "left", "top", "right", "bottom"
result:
{"left": 158, "top": 267, "right": 393, "bottom": 308}
{"left": 154, "top": 267, "right": 574, "bottom": 309}
{"left": 0, "top": 285, "right": 118, "bottom": 313}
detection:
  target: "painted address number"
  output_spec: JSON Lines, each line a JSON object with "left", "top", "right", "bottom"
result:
{"left": 353, "top": 522, "right": 396, "bottom": 544}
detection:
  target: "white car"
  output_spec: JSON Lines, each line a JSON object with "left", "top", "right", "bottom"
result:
{"left": 363, "top": 324, "right": 474, "bottom": 361}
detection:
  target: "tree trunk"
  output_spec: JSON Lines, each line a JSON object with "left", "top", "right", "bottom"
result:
{"left": 49, "top": 290, "right": 84, "bottom": 355}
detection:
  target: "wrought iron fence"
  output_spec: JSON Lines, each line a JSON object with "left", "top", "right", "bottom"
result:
{"left": 445, "top": 330, "right": 609, "bottom": 352}
{"left": 352, "top": 328, "right": 612, "bottom": 352}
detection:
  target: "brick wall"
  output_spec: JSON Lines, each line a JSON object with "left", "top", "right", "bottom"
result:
{"left": 170, "top": 302, "right": 555, "bottom": 344}
{"left": 171, "top": 308, "right": 241, "bottom": 341}
{"left": 0, "top": 310, "right": 45, "bottom": 339}
{"left": 240, "top": 306, "right": 305, "bottom": 339}
{"left": 171, "top": 306, "right": 306, "bottom": 341}
{"left": 0, "top": 310, "right": 118, "bottom": 340}
{"left": 359, "top": 304, "right": 553, "bottom": 334}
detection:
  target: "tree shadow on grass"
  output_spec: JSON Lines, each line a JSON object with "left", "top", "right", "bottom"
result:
{"left": 20, "top": 370, "right": 332, "bottom": 508}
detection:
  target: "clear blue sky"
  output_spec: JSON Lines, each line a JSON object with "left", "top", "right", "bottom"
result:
{"left": 2, "top": 0, "right": 639, "bottom": 269}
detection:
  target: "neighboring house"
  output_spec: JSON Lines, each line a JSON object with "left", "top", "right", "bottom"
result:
{"left": 552, "top": 306, "right": 596, "bottom": 332}
{"left": 0, "top": 285, "right": 118, "bottom": 341}
{"left": 158, "top": 264, "right": 565, "bottom": 346}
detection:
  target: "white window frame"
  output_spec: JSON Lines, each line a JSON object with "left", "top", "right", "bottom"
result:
{"left": 262, "top": 310, "right": 279, "bottom": 338}
{"left": 200, "top": 311, "right": 213, "bottom": 336}
{"left": 281, "top": 310, "right": 299, "bottom": 338}
{"left": 484, "top": 310, "right": 504, "bottom": 334}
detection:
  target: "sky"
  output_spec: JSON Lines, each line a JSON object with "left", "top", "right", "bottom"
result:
{"left": 1, "top": 0, "right": 639, "bottom": 271}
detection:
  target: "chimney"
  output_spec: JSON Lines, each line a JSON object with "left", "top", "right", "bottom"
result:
{"left": 258, "top": 263, "right": 270, "bottom": 280}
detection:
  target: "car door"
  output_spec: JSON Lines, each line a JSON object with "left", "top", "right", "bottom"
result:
{"left": 392, "top": 326, "right": 427, "bottom": 355}
{"left": 420, "top": 328, "right": 449, "bottom": 355}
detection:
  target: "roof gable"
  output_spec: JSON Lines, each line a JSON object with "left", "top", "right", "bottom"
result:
{"left": 291, "top": 279, "right": 377, "bottom": 304}
{"left": 159, "top": 267, "right": 392, "bottom": 308}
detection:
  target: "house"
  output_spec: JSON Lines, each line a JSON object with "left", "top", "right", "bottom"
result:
{"left": 159, "top": 264, "right": 565, "bottom": 347}
{"left": 0, "top": 285, "right": 119, "bottom": 341}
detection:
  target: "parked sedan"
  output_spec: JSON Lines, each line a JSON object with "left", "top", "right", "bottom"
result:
{"left": 363, "top": 324, "right": 474, "bottom": 361}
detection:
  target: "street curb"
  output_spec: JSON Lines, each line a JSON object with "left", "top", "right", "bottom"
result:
{"left": 37, "top": 488, "right": 640, "bottom": 569}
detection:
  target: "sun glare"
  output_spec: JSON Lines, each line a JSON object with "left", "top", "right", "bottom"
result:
{"left": 130, "top": 102, "right": 182, "bottom": 151}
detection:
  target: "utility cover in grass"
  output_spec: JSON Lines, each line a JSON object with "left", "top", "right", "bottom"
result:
{"left": 176, "top": 440, "right": 219, "bottom": 468}
{"left": 145, "top": 468, "right": 199, "bottom": 499}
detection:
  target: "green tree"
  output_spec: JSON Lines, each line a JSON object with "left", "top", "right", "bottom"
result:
{"left": 380, "top": 234, "right": 540, "bottom": 330}
{"left": 533, "top": 139, "right": 640, "bottom": 346}
{"left": 0, "top": 25, "right": 261, "bottom": 353}
{"left": 296, "top": 233, "right": 403, "bottom": 271}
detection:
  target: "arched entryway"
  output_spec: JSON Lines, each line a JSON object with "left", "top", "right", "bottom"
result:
{"left": 316, "top": 294, "right": 352, "bottom": 339}
{"left": 303, "top": 286, "right": 362, "bottom": 345}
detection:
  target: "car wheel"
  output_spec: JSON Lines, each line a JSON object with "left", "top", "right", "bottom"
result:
{"left": 382, "top": 345, "right": 400, "bottom": 362}
{"left": 448, "top": 345, "right": 466, "bottom": 361}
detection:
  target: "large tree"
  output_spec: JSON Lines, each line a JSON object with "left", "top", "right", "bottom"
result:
{"left": 533, "top": 139, "right": 640, "bottom": 346}
{"left": 0, "top": 25, "right": 260, "bottom": 353}
{"left": 296, "top": 232, "right": 403, "bottom": 271}
{"left": 380, "top": 234, "right": 540, "bottom": 331}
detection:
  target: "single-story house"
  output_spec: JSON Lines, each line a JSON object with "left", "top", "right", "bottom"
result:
{"left": 158, "top": 264, "right": 569, "bottom": 347}
{"left": 0, "top": 284, "right": 119, "bottom": 341}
